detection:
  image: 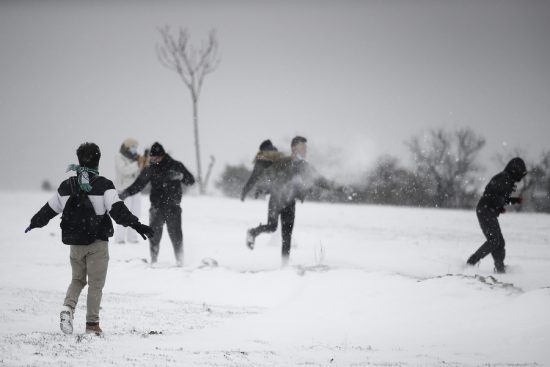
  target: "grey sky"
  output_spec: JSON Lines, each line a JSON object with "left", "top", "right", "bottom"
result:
{"left": 1, "top": 0, "right": 549, "bottom": 190}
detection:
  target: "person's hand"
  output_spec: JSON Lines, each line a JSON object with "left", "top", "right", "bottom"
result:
{"left": 131, "top": 223, "right": 155, "bottom": 240}
{"left": 500, "top": 207, "right": 506, "bottom": 214}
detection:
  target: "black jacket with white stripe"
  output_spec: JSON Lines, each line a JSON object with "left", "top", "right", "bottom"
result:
{"left": 29, "top": 174, "right": 139, "bottom": 243}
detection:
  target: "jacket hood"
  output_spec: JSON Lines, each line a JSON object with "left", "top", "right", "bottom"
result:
{"left": 254, "top": 151, "right": 285, "bottom": 163}
{"left": 504, "top": 157, "right": 527, "bottom": 182}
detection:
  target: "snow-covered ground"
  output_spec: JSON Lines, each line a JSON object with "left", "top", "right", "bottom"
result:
{"left": 1, "top": 191, "right": 549, "bottom": 366}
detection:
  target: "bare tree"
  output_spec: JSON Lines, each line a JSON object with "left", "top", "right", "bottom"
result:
{"left": 407, "top": 127, "right": 486, "bottom": 208}
{"left": 157, "top": 26, "right": 220, "bottom": 194}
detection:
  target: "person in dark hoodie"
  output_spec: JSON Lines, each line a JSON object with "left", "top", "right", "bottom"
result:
{"left": 467, "top": 157, "right": 527, "bottom": 273}
{"left": 241, "top": 139, "right": 285, "bottom": 201}
{"left": 25, "top": 142, "right": 154, "bottom": 335}
{"left": 120, "top": 142, "right": 195, "bottom": 266}
{"left": 245, "top": 136, "right": 340, "bottom": 266}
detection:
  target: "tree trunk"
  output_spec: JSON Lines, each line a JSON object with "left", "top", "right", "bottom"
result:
{"left": 192, "top": 96, "right": 204, "bottom": 194}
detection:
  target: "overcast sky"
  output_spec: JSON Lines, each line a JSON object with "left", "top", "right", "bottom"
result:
{"left": 1, "top": 0, "right": 549, "bottom": 191}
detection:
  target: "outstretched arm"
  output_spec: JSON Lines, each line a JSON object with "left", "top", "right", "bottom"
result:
{"left": 26, "top": 190, "right": 64, "bottom": 232}
{"left": 104, "top": 182, "right": 154, "bottom": 239}
{"left": 121, "top": 167, "right": 151, "bottom": 199}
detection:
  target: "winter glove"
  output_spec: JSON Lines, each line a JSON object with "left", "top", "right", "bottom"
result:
{"left": 130, "top": 223, "right": 155, "bottom": 240}
{"left": 510, "top": 197, "right": 523, "bottom": 205}
{"left": 499, "top": 207, "right": 506, "bottom": 214}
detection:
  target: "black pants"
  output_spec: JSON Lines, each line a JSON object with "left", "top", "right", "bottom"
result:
{"left": 468, "top": 207, "right": 505, "bottom": 269}
{"left": 249, "top": 196, "right": 296, "bottom": 258}
{"left": 149, "top": 205, "right": 183, "bottom": 263}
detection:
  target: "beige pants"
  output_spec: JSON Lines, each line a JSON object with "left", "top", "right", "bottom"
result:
{"left": 63, "top": 240, "right": 109, "bottom": 323}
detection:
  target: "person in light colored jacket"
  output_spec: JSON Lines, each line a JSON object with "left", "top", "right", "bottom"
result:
{"left": 114, "top": 138, "right": 145, "bottom": 243}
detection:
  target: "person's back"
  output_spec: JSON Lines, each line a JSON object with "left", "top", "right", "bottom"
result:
{"left": 26, "top": 142, "right": 154, "bottom": 335}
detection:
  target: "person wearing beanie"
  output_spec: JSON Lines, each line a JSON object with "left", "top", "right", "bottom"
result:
{"left": 467, "top": 157, "right": 527, "bottom": 273}
{"left": 25, "top": 142, "right": 154, "bottom": 335}
{"left": 120, "top": 142, "right": 195, "bottom": 266}
{"left": 244, "top": 136, "right": 341, "bottom": 266}
{"left": 114, "top": 138, "right": 145, "bottom": 244}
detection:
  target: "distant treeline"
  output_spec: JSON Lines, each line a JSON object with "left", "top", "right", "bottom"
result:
{"left": 216, "top": 127, "right": 550, "bottom": 213}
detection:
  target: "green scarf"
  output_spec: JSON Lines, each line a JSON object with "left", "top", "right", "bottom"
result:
{"left": 66, "top": 164, "right": 99, "bottom": 192}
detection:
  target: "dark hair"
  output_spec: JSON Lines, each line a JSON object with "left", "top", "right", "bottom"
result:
{"left": 291, "top": 136, "right": 307, "bottom": 147}
{"left": 77, "top": 142, "right": 101, "bottom": 168}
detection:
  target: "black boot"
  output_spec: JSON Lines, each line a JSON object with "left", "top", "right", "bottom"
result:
{"left": 466, "top": 254, "right": 478, "bottom": 266}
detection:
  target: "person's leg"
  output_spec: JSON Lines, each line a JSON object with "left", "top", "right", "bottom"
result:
{"left": 64, "top": 245, "right": 88, "bottom": 309}
{"left": 126, "top": 194, "right": 141, "bottom": 243}
{"left": 280, "top": 201, "right": 296, "bottom": 264}
{"left": 249, "top": 196, "right": 280, "bottom": 237}
{"left": 468, "top": 209, "right": 503, "bottom": 267}
{"left": 490, "top": 228, "right": 506, "bottom": 272}
{"left": 148, "top": 206, "right": 165, "bottom": 264}
{"left": 165, "top": 205, "right": 183, "bottom": 265}
{"left": 85, "top": 240, "right": 109, "bottom": 325}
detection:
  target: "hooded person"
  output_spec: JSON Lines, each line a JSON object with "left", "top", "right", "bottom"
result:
{"left": 467, "top": 157, "right": 527, "bottom": 273}
{"left": 25, "top": 142, "right": 154, "bottom": 335}
{"left": 114, "top": 138, "right": 143, "bottom": 243}
{"left": 119, "top": 142, "right": 195, "bottom": 266}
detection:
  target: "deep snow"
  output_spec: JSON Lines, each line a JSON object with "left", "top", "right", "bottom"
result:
{"left": 1, "top": 192, "right": 549, "bottom": 366}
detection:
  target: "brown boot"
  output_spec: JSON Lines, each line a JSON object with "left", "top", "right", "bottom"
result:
{"left": 85, "top": 322, "right": 103, "bottom": 335}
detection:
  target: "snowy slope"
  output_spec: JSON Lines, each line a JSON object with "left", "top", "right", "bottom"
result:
{"left": 1, "top": 192, "right": 549, "bottom": 366}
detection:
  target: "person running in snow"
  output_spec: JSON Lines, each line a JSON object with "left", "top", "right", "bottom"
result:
{"left": 120, "top": 142, "right": 195, "bottom": 266}
{"left": 25, "top": 142, "right": 154, "bottom": 335}
{"left": 114, "top": 138, "right": 147, "bottom": 244}
{"left": 245, "top": 136, "right": 343, "bottom": 266}
{"left": 241, "top": 139, "right": 285, "bottom": 201}
{"left": 466, "top": 157, "right": 527, "bottom": 273}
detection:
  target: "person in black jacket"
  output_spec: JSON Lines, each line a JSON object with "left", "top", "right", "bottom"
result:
{"left": 25, "top": 142, "right": 154, "bottom": 335}
{"left": 245, "top": 136, "right": 338, "bottom": 266}
{"left": 467, "top": 157, "right": 527, "bottom": 273}
{"left": 120, "top": 142, "right": 195, "bottom": 266}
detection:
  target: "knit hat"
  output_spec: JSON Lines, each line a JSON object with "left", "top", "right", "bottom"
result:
{"left": 150, "top": 142, "right": 166, "bottom": 156}
{"left": 259, "top": 139, "right": 278, "bottom": 152}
